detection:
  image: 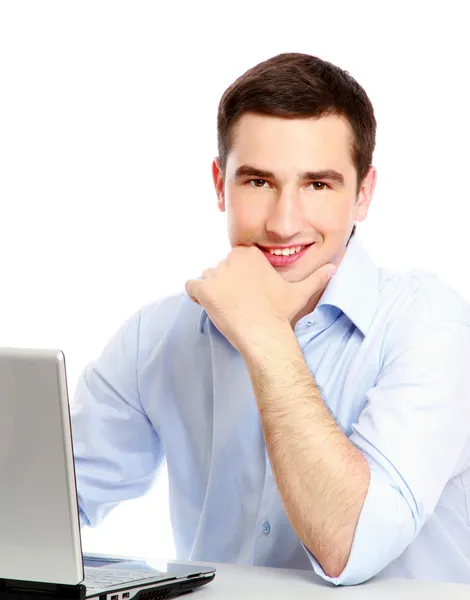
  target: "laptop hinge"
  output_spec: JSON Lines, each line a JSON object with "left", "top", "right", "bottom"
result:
{"left": 0, "top": 579, "right": 86, "bottom": 600}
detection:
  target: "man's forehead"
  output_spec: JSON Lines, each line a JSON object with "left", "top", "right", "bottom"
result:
{"left": 227, "top": 113, "right": 355, "bottom": 177}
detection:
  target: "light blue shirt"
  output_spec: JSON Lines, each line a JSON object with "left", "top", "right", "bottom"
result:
{"left": 71, "top": 236, "right": 470, "bottom": 586}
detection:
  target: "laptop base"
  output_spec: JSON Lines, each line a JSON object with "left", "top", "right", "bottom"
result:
{"left": 0, "top": 578, "right": 86, "bottom": 600}
{"left": 0, "top": 574, "right": 216, "bottom": 600}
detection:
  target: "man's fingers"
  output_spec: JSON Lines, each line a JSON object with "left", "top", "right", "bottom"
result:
{"left": 201, "top": 267, "right": 216, "bottom": 280}
{"left": 185, "top": 279, "right": 201, "bottom": 305}
{"left": 186, "top": 266, "right": 218, "bottom": 305}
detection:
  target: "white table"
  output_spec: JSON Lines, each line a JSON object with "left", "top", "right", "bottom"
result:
{"left": 193, "top": 562, "right": 470, "bottom": 599}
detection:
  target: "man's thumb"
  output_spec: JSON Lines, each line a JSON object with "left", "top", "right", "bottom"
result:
{"left": 295, "top": 263, "right": 337, "bottom": 297}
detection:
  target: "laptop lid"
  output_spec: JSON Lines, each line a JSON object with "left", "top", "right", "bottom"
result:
{"left": 0, "top": 347, "right": 216, "bottom": 598}
{"left": 0, "top": 347, "right": 83, "bottom": 585}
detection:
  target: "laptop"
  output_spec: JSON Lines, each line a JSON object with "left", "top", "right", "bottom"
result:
{"left": 0, "top": 347, "right": 215, "bottom": 600}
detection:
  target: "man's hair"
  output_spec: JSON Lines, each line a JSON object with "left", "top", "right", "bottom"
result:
{"left": 217, "top": 52, "right": 377, "bottom": 197}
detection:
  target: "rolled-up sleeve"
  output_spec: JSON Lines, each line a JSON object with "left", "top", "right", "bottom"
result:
{"left": 305, "top": 317, "right": 470, "bottom": 585}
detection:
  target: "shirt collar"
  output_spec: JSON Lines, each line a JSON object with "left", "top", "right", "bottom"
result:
{"left": 198, "top": 235, "right": 379, "bottom": 337}
{"left": 316, "top": 235, "right": 379, "bottom": 336}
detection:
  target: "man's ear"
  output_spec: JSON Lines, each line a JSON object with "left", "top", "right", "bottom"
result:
{"left": 212, "top": 158, "right": 225, "bottom": 212}
{"left": 355, "top": 166, "right": 377, "bottom": 222}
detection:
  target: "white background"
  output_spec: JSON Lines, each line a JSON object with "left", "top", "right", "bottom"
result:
{"left": 0, "top": 0, "right": 469, "bottom": 560}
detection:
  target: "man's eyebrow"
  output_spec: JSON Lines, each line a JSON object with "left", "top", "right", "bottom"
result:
{"left": 300, "top": 169, "right": 345, "bottom": 186}
{"left": 233, "top": 165, "right": 276, "bottom": 180}
{"left": 233, "top": 164, "right": 345, "bottom": 186}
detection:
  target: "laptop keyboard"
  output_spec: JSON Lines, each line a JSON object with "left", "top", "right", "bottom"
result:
{"left": 84, "top": 567, "right": 163, "bottom": 591}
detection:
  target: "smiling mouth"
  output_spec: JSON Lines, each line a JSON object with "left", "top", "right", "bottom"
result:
{"left": 257, "top": 243, "right": 315, "bottom": 266}
{"left": 266, "top": 245, "right": 306, "bottom": 256}
{"left": 258, "top": 242, "right": 314, "bottom": 254}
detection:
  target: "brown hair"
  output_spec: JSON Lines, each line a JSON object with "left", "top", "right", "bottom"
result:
{"left": 217, "top": 52, "right": 377, "bottom": 195}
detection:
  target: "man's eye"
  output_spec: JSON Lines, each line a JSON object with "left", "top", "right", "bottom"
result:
{"left": 249, "top": 179, "right": 269, "bottom": 188}
{"left": 309, "top": 182, "right": 328, "bottom": 191}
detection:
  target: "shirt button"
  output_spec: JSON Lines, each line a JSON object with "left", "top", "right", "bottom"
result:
{"left": 261, "top": 521, "right": 271, "bottom": 535}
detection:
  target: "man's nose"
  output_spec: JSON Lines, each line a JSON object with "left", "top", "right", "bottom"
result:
{"left": 265, "top": 190, "right": 304, "bottom": 240}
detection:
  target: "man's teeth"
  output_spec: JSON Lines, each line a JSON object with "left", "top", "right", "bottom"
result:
{"left": 268, "top": 245, "right": 304, "bottom": 256}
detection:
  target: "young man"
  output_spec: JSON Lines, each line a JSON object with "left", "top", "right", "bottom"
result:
{"left": 71, "top": 53, "right": 470, "bottom": 586}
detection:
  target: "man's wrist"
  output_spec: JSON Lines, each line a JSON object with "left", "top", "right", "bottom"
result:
{"left": 239, "top": 318, "right": 298, "bottom": 363}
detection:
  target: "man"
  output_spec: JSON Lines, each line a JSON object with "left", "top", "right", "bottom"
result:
{"left": 71, "top": 52, "right": 470, "bottom": 586}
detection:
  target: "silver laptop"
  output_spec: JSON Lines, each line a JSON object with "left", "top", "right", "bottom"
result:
{"left": 0, "top": 347, "right": 215, "bottom": 599}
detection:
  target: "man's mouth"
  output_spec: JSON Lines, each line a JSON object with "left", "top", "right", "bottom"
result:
{"left": 257, "top": 243, "right": 314, "bottom": 266}
{"left": 266, "top": 245, "right": 305, "bottom": 256}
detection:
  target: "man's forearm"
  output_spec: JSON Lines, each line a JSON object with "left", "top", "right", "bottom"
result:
{"left": 241, "top": 322, "right": 370, "bottom": 578}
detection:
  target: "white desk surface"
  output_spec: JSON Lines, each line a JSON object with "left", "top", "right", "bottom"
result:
{"left": 193, "top": 562, "right": 470, "bottom": 599}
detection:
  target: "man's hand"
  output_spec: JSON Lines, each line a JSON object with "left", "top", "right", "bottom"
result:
{"left": 185, "top": 246, "right": 336, "bottom": 353}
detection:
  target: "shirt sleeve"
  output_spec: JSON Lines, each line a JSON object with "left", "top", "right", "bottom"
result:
{"left": 304, "top": 317, "right": 470, "bottom": 585}
{"left": 71, "top": 308, "right": 163, "bottom": 529}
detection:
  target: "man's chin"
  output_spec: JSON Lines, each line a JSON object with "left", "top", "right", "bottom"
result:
{"left": 276, "top": 267, "right": 310, "bottom": 284}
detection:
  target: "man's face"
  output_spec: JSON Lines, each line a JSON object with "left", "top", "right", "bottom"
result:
{"left": 213, "top": 113, "right": 376, "bottom": 284}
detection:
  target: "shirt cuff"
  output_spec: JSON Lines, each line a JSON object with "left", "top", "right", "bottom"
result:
{"left": 302, "top": 468, "right": 415, "bottom": 585}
